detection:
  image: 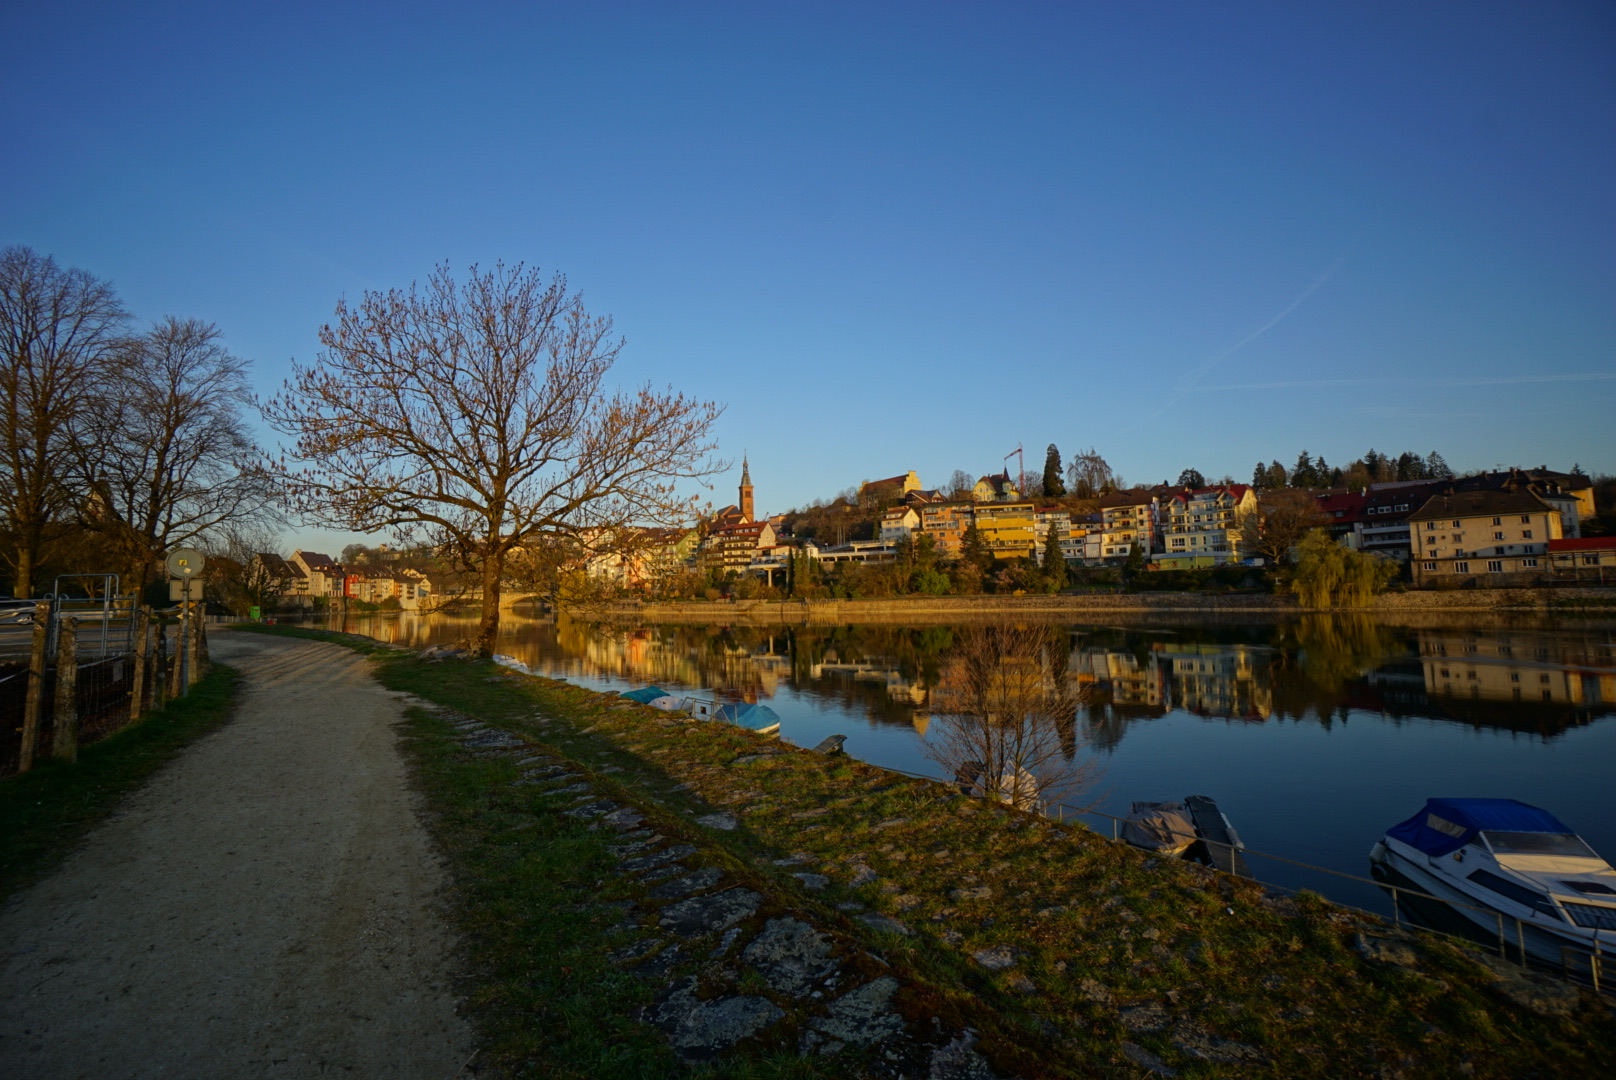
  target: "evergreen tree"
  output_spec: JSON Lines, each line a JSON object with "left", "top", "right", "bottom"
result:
{"left": 1252, "top": 461, "right": 1268, "bottom": 490}
{"left": 1177, "top": 468, "right": 1206, "bottom": 488}
{"left": 1329, "top": 466, "right": 1344, "bottom": 487}
{"left": 1125, "top": 542, "right": 1145, "bottom": 577}
{"left": 1571, "top": 462, "right": 1589, "bottom": 481}
{"left": 1292, "top": 451, "right": 1316, "bottom": 488}
{"left": 1267, "top": 461, "right": 1289, "bottom": 489}
{"left": 1427, "top": 451, "right": 1453, "bottom": 480}
{"left": 1314, "top": 455, "right": 1330, "bottom": 487}
{"left": 1042, "top": 526, "right": 1067, "bottom": 592}
{"left": 1042, "top": 444, "right": 1066, "bottom": 498}
{"left": 961, "top": 520, "right": 989, "bottom": 569}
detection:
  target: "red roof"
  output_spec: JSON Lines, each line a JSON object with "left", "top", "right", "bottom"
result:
{"left": 1548, "top": 536, "right": 1616, "bottom": 552}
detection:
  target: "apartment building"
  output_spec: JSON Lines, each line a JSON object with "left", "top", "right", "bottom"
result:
{"left": 972, "top": 501, "right": 1038, "bottom": 559}
{"left": 1155, "top": 485, "right": 1256, "bottom": 568}
{"left": 1407, "top": 488, "right": 1562, "bottom": 585}
{"left": 918, "top": 502, "right": 974, "bottom": 557}
{"left": 1093, "top": 492, "right": 1159, "bottom": 562}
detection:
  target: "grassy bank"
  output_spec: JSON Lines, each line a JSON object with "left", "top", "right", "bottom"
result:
{"left": 241, "top": 625, "right": 1615, "bottom": 1078}
{"left": 0, "top": 665, "right": 240, "bottom": 900}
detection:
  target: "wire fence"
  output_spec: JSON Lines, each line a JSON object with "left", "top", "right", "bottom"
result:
{"left": 0, "top": 597, "right": 207, "bottom": 779}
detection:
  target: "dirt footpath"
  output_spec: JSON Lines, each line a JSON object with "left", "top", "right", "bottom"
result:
{"left": 0, "top": 631, "right": 474, "bottom": 1079}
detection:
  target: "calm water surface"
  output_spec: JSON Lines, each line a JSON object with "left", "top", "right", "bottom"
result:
{"left": 298, "top": 610, "right": 1616, "bottom": 918}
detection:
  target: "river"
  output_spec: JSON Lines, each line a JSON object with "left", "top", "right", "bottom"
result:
{"left": 290, "top": 608, "right": 1616, "bottom": 924}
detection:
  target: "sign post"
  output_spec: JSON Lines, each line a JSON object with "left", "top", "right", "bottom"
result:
{"left": 165, "top": 549, "right": 206, "bottom": 697}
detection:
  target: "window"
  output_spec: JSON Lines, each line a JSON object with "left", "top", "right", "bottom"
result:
{"left": 1423, "top": 561, "right": 1437, "bottom": 571}
{"left": 1510, "top": 672, "right": 1520, "bottom": 682}
{"left": 1454, "top": 561, "right": 1469, "bottom": 573}
{"left": 1523, "top": 558, "right": 1538, "bottom": 568}
{"left": 1522, "top": 530, "right": 1533, "bottom": 539}
{"left": 1426, "top": 522, "right": 1437, "bottom": 531}
{"left": 1491, "top": 516, "right": 1502, "bottom": 526}
{"left": 1440, "top": 668, "right": 1450, "bottom": 678}
{"left": 1493, "top": 532, "right": 1505, "bottom": 540}
{"left": 1520, "top": 515, "right": 1531, "bottom": 524}
{"left": 1585, "top": 555, "right": 1601, "bottom": 566}
{"left": 1466, "top": 869, "right": 1560, "bottom": 919}
{"left": 1452, "top": 520, "right": 1460, "bottom": 528}
{"left": 1540, "top": 673, "right": 1550, "bottom": 684}
{"left": 1564, "top": 903, "right": 1616, "bottom": 931}
{"left": 1467, "top": 669, "right": 1477, "bottom": 679}
{"left": 1487, "top": 561, "right": 1503, "bottom": 572}
{"left": 1543, "top": 689, "right": 1553, "bottom": 701}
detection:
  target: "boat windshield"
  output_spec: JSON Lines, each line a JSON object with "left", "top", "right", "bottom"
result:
{"left": 1563, "top": 903, "right": 1616, "bottom": 931}
{"left": 1482, "top": 832, "right": 1597, "bottom": 858}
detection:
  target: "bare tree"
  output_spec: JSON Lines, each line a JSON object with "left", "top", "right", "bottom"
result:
{"left": 264, "top": 262, "right": 725, "bottom": 656}
{"left": 0, "top": 246, "right": 127, "bottom": 597}
{"left": 1240, "top": 488, "right": 1327, "bottom": 565}
{"left": 1065, "top": 447, "right": 1116, "bottom": 499}
{"left": 203, "top": 522, "right": 287, "bottom": 615}
{"left": 923, "top": 621, "right": 1102, "bottom": 813}
{"left": 947, "top": 469, "right": 975, "bottom": 498}
{"left": 81, "top": 316, "right": 277, "bottom": 591}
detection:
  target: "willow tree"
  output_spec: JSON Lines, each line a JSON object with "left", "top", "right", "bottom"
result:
{"left": 265, "top": 263, "right": 724, "bottom": 656}
{"left": 1288, "top": 529, "right": 1398, "bottom": 608}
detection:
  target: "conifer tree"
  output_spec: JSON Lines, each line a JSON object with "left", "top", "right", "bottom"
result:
{"left": 1292, "top": 451, "right": 1316, "bottom": 488}
{"left": 1042, "top": 526, "right": 1067, "bottom": 592}
{"left": 1427, "top": 451, "right": 1454, "bottom": 480}
{"left": 1042, "top": 444, "right": 1066, "bottom": 498}
{"left": 1252, "top": 462, "right": 1268, "bottom": 490}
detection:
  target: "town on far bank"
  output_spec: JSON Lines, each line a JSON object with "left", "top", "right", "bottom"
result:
{"left": 246, "top": 446, "right": 1616, "bottom": 613}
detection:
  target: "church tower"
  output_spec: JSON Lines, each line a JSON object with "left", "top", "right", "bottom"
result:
{"left": 739, "top": 455, "right": 755, "bottom": 522}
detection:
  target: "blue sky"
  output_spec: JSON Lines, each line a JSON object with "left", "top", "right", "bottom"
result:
{"left": 4, "top": 2, "right": 1612, "bottom": 550}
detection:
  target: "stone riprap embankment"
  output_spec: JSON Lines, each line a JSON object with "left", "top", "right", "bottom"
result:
{"left": 427, "top": 698, "right": 1002, "bottom": 1076}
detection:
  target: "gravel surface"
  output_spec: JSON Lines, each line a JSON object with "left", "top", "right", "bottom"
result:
{"left": 0, "top": 631, "right": 474, "bottom": 1079}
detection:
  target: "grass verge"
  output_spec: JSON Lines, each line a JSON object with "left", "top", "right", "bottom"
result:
{"left": 0, "top": 664, "right": 240, "bottom": 900}
{"left": 238, "top": 624, "right": 1616, "bottom": 1079}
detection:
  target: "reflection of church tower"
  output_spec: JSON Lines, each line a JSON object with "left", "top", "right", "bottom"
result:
{"left": 739, "top": 455, "right": 755, "bottom": 522}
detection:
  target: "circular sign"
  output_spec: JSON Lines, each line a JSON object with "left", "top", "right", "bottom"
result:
{"left": 165, "top": 548, "right": 207, "bottom": 578}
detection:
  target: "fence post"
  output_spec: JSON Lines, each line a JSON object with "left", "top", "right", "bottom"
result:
{"left": 128, "top": 607, "right": 150, "bottom": 722}
{"left": 197, "top": 608, "right": 209, "bottom": 669}
{"left": 52, "top": 617, "right": 79, "bottom": 763}
{"left": 186, "top": 601, "right": 201, "bottom": 687}
{"left": 153, "top": 621, "right": 168, "bottom": 707}
{"left": 18, "top": 601, "right": 50, "bottom": 772}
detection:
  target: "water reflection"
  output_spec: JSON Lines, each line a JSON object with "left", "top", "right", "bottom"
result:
{"left": 309, "top": 611, "right": 1615, "bottom": 742}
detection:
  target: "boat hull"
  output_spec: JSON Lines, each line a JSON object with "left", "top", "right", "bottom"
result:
{"left": 1370, "top": 841, "right": 1602, "bottom": 966}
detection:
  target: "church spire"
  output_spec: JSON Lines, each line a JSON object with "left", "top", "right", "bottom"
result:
{"left": 739, "top": 455, "right": 755, "bottom": 522}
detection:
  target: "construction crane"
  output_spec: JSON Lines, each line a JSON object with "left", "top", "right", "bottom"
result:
{"left": 1004, "top": 443, "right": 1024, "bottom": 488}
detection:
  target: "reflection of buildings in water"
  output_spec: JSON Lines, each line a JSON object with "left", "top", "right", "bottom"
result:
{"left": 1152, "top": 643, "right": 1274, "bottom": 721}
{"left": 1069, "top": 650, "right": 1163, "bottom": 711}
{"left": 1416, "top": 630, "right": 1614, "bottom": 708}
{"left": 811, "top": 662, "right": 928, "bottom": 706}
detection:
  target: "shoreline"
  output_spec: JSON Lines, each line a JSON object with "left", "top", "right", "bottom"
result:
{"left": 562, "top": 587, "right": 1616, "bottom": 626}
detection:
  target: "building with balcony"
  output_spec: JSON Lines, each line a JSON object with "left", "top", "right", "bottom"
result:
{"left": 1154, "top": 485, "right": 1256, "bottom": 568}
{"left": 972, "top": 501, "right": 1038, "bottom": 560}
{"left": 1094, "top": 491, "right": 1159, "bottom": 562}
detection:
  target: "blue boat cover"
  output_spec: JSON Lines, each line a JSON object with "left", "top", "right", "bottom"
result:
{"left": 713, "top": 703, "right": 781, "bottom": 729}
{"left": 1387, "top": 798, "right": 1573, "bottom": 857}
{"left": 619, "top": 686, "right": 668, "bottom": 704}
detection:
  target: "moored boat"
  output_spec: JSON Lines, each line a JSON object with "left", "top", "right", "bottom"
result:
{"left": 1370, "top": 798, "right": 1616, "bottom": 965}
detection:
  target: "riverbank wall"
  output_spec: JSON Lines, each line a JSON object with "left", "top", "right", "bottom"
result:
{"left": 567, "top": 587, "right": 1616, "bottom": 626}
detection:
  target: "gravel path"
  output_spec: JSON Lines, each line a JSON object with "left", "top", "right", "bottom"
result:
{"left": 0, "top": 631, "right": 474, "bottom": 1079}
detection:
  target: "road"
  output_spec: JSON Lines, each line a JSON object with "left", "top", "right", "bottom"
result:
{"left": 0, "top": 630, "right": 474, "bottom": 1079}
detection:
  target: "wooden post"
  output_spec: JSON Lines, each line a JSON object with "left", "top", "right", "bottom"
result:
{"left": 128, "top": 607, "right": 150, "bottom": 722}
{"left": 186, "top": 600, "right": 201, "bottom": 687}
{"left": 18, "top": 601, "right": 50, "bottom": 772}
{"left": 197, "top": 607, "right": 209, "bottom": 668}
{"left": 52, "top": 617, "right": 79, "bottom": 763}
{"left": 153, "top": 621, "right": 168, "bottom": 707}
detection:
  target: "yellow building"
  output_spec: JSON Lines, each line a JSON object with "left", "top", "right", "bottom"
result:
{"left": 1095, "top": 491, "right": 1159, "bottom": 561}
{"left": 1407, "top": 488, "right": 1562, "bottom": 586}
{"left": 919, "top": 502, "right": 974, "bottom": 556}
{"left": 972, "top": 501, "right": 1037, "bottom": 559}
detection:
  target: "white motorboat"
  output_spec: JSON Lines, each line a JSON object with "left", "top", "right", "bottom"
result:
{"left": 1370, "top": 798, "right": 1616, "bottom": 965}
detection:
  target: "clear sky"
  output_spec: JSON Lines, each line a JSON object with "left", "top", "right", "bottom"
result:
{"left": 4, "top": 2, "right": 1613, "bottom": 551}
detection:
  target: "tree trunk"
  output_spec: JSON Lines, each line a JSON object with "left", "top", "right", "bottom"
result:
{"left": 475, "top": 554, "right": 503, "bottom": 658}
{"left": 19, "top": 602, "right": 50, "bottom": 771}
{"left": 53, "top": 617, "right": 79, "bottom": 763}
{"left": 13, "top": 544, "right": 34, "bottom": 599}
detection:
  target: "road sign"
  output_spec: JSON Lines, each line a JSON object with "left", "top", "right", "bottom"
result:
{"left": 249, "top": 605, "right": 262, "bottom": 620}
{"left": 165, "top": 548, "right": 206, "bottom": 579}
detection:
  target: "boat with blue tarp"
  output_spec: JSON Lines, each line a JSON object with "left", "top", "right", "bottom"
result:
{"left": 712, "top": 702, "right": 781, "bottom": 734}
{"left": 619, "top": 686, "right": 669, "bottom": 704}
{"left": 1370, "top": 798, "right": 1616, "bottom": 965}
